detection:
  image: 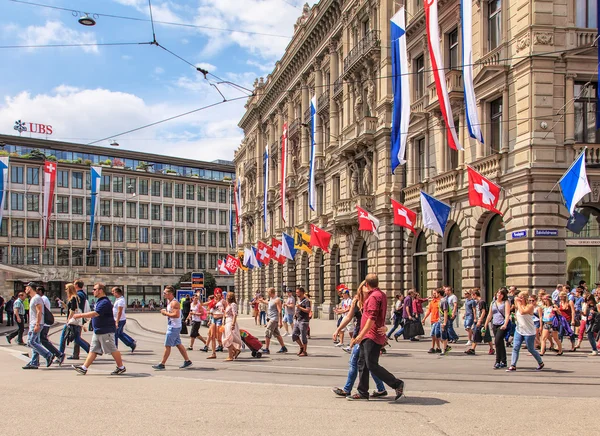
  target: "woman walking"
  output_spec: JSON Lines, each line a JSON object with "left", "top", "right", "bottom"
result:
{"left": 584, "top": 295, "right": 599, "bottom": 356}
{"left": 58, "top": 283, "right": 90, "bottom": 358}
{"left": 540, "top": 294, "right": 563, "bottom": 355}
{"left": 386, "top": 294, "right": 404, "bottom": 340}
{"left": 206, "top": 290, "right": 225, "bottom": 359}
{"left": 558, "top": 291, "right": 576, "bottom": 351}
{"left": 506, "top": 291, "right": 544, "bottom": 371}
{"left": 222, "top": 292, "right": 242, "bottom": 361}
{"left": 485, "top": 288, "right": 511, "bottom": 369}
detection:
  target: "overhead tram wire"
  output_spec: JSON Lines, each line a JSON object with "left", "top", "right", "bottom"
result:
{"left": 0, "top": 41, "right": 154, "bottom": 49}
{"left": 147, "top": 0, "right": 157, "bottom": 44}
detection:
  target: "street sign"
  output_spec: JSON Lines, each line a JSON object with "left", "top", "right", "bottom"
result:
{"left": 511, "top": 230, "right": 527, "bottom": 239}
{"left": 535, "top": 229, "right": 558, "bottom": 237}
{"left": 176, "top": 290, "right": 194, "bottom": 302}
{"left": 191, "top": 272, "right": 204, "bottom": 290}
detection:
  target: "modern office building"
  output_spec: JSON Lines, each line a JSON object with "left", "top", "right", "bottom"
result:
{"left": 0, "top": 133, "right": 235, "bottom": 303}
{"left": 234, "top": 0, "right": 600, "bottom": 315}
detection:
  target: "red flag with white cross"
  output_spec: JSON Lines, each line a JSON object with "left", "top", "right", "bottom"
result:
{"left": 225, "top": 254, "right": 240, "bottom": 273}
{"left": 356, "top": 205, "right": 380, "bottom": 238}
{"left": 309, "top": 224, "right": 332, "bottom": 253}
{"left": 256, "top": 240, "right": 274, "bottom": 264}
{"left": 271, "top": 238, "right": 286, "bottom": 265}
{"left": 467, "top": 166, "right": 503, "bottom": 215}
{"left": 391, "top": 198, "right": 417, "bottom": 234}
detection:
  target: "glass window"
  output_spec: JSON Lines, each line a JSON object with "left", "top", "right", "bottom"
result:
{"left": 198, "top": 231, "right": 206, "bottom": 246}
{"left": 57, "top": 170, "right": 69, "bottom": 188}
{"left": 448, "top": 28, "right": 459, "bottom": 70}
{"left": 27, "top": 246, "right": 40, "bottom": 265}
{"left": 357, "top": 242, "right": 368, "bottom": 283}
{"left": 11, "top": 193, "right": 24, "bottom": 210}
{"left": 488, "top": 0, "right": 501, "bottom": 50}
{"left": 175, "top": 183, "right": 184, "bottom": 199}
{"left": 209, "top": 253, "right": 217, "bottom": 270}
{"left": 164, "top": 228, "right": 173, "bottom": 244}
{"left": 576, "top": 0, "right": 598, "bottom": 28}
{"left": 444, "top": 224, "right": 462, "bottom": 293}
{"left": 27, "top": 220, "right": 40, "bottom": 238}
{"left": 187, "top": 230, "right": 195, "bottom": 246}
{"left": 208, "top": 187, "right": 217, "bottom": 202}
{"left": 100, "top": 225, "right": 111, "bottom": 241}
{"left": 100, "top": 249, "right": 111, "bottom": 267}
{"left": 163, "top": 182, "right": 172, "bottom": 197}
{"left": 219, "top": 232, "right": 227, "bottom": 248}
{"left": 198, "top": 186, "right": 206, "bottom": 201}
{"left": 127, "top": 250, "right": 137, "bottom": 267}
{"left": 11, "top": 166, "right": 24, "bottom": 184}
{"left": 114, "top": 201, "right": 124, "bottom": 218}
{"left": 490, "top": 98, "right": 503, "bottom": 151}
{"left": 152, "top": 180, "right": 161, "bottom": 196}
{"left": 114, "top": 250, "right": 124, "bottom": 267}
{"left": 127, "top": 226, "right": 137, "bottom": 242}
{"left": 126, "top": 177, "right": 136, "bottom": 194}
{"left": 482, "top": 215, "right": 506, "bottom": 302}
{"left": 127, "top": 202, "right": 137, "bottom": 219}
{"left": 113, "top": 176, "right": 123, "bottom": 193}
{"left": 414, "top": 55, "right": 424, "bottom": 99}
{"left": 164, "top": 206, "right": 172, "bottom": 221}
{"left": 139, "top": 179, "right": 149, "bottom": 195}
{"left": 198, "top": 208, "right": 206, "bottom": 224}
{"left": 219, "top": 210, "right": 227, "bottom": 226}
{"left": 175, "top": 252, "right": 184, "bottom": 269}
{"left": 574, "top": 82, "right": 599, "bottom": 143}
{"left": 42, "top": 247, "right": 54, "bottom": 265}
{"left": 11, "top": 246, "right": 24, "bottom": 264}
{"left": 151, "top": 204, "right": 160, "bottom": 220}
{"left": 72, "top": 197, "right": 83, "bottom": 215}
{"left": 187, "top": 207, "right": 195, "bottom": 223}
{"left": 152, "top": 227, "right": 161, "bottom": 244}
{"left": 114, "top": 225, "right": 124, "bottom": 242}
{"left": 139, "top": 227, "right": 149, "bottom": 243}
{"left": 139, "top": 203, "right": 149, "bottom": 219}
{"left": 139, "top": 251, "right": 149, "bottom": 268}
{"left": 72, "top": 171, "right": 83, "bottom": 189}
{"left": 100, "top": 174, "right": 111, "bottom": 192}
{"left": 59, "top": 247, "right": 70, "bottom": 266}
{"left": 186, "top": 184, "right": 195, "bottom": 200}
{"left": 413, "top": 232, "right": 427, "bottom": 293}
{"left": 219, "top": 188, "right": 227, "bottom": 203}
{"left": 175, "top": 229, "right": 184, "bottom": 245}
{"left": 12, "top": 219, "right": 24, "bottom": 237}
{"left": 86, "top": 223, "right": 98, "bottom": 241}
{"left": 100, "top": 199, "right": 111, "bottom": 217}
{"left": 164, "top": 252, "right": 173, "bottom": 268}
{"left": 209, "top": 231, "right": 217, "bottom": 247}
{"left": 0, "top": 219, "right": 7, "bottom": 237}
{"left": 187, "top": 253, "right": 195, "bottom": 269}
{"left": 55, "top": 196, "right": 68, "bottom": 213}
{"left": 152, "top": 252, "right": 161, "bottom": 268}
{"left": 57, "top": 222, "right": 69, "bottom": 239}
{"left": 27, "top": 167, "right": 39, "bottom": 185}
{"left": 175, "top": 207, "right": 184, "bottom": 222}
{"left": 27, "top": 194, "right": 39, "bottom": 212}
{"left": 198, "top": 253, "right": 206, "bottom": 269}
{"left": 208, "top": 209, "right": 216, "bottom": 225}
{"left": 72, "top": 248, "right": 83, "bottom": 266}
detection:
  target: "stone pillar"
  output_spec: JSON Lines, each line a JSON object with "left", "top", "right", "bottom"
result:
{"left": 501, "top": 85, "right": 509, "bottom": 153}
{"left": 329, "top": 41, "right": 339, "bottom": 149}
{"left": 458, "top": 110, "right": 465, "bottom": 167}
{"left": 565, "top": 73, "right": 576, "bottom": 145}
{"left": 301, "top": 77, "right": 310, "bottom": 166}
{"left": 314, "top": 59, "right": 324, "bottom": 157}
{"left": 477, "top": 99, "right": 486, "bottom": 158}
{"left": 406, "top": 138, "right": 414, "bottom": 184}
{"left": 427, "top": 232, "right": 443, "bottom": 293}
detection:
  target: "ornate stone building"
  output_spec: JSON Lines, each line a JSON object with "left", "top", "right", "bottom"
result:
{"left": 235, "top": 0, "right": 600, "bottom": 312}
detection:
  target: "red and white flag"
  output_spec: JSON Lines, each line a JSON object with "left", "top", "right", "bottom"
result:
{"left": 217, "top": 259, "right": 230, "bottom": 275}
{"left": 281, "top": 122, "right": 288, "bottom": 223}
{"left": 467, "top": 166, "right": 503, "bottom": 215}
{"left": 391, "top": 199, "right": 417, "bottom": 234}
{"left": 356, "top": 205, "right": 380, "bottom": 238}
{"left": 256, "top": 240, "right": 274, "bottom": 264}
{"left": 225, "top": 254, "right": 240, "bottom": 273}
{"left": 42, "top": 160, "right": 57, "bottom": 248}
{"left": 271, "top": 238, "right": 286, "bottom": 264}
{"left": 309, "top": 224, "right": 332, "bottom": 253}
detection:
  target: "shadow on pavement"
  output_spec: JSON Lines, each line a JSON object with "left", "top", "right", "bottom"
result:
{"left": 390, "top": 396, "right": 449, "bottom": 406}
{"left": 181, "top": 367, "right": 217, "bottom": 371}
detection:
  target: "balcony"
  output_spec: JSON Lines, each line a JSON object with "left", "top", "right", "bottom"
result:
{"left": 410, "top": 95, "right": 428, "bottom": 115}
{"left": 577, "top": 144, "right": 600, "bottom": 166}
{"left": 427, "top": 69, "right": 463, "bottom": 109}
{"left": 471, "top": 153, "right": 501, "bottom": 179}
{"left": 402, "top": 183, "right": 424, "bottom": 205}
{"left": 317, "top": 90, "right": 330, "bottom": 114}
{"left": 333, "top": 77, "right": 343, "bottom": 97}
{"left": 575, "top": 29, "right": 597, "bottom": 47}
{"left": 432, "top": 170, "right": 459, "bottom": 198}
{"left": 343, "top": 30, "right": 381, "bottom": 77}
{"left": 243, "top": 158, "right": 257, "bottom": 176}
{"left": 289, "top": 118, "right": 300, "bottom": 138}
{"left": 333, "top": 195, "right": 374, "bottom": 224}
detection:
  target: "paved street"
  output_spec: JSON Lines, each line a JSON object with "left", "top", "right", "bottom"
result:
{"left": 0, "top": 313, "right": 597, "bottom": 436}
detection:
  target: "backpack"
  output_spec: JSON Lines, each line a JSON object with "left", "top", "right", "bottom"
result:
{"left": 592, "top": 313, "right": 600, "bottom": 334}
{"left": 43, "top": 306, "right": 55, "bottom": 325}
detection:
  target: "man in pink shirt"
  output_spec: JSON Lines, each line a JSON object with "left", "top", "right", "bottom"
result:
{"left": 348, "top": 274, "right": 405, "bottom": 401}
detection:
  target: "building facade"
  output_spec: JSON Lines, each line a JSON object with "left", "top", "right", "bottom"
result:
{"left": 0, "top": 134, "right": 235, "bottom": 303}
{"left": 236, "top": 0, "right": 599, "bottom": 313}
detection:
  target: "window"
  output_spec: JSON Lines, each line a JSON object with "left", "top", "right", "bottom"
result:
{"left": 413, "top": 232, "right": 427, "bottom": 293}
{"left": 164, "top": 252, "right": 173, "bottom": 268}
{"left": 47, "top": 221, "right": 54, "bottom": 239}
{"left": 27, "top": 247, "right": 40, "bottom": 265}
{"left": 139, "top": 203, "right": 149, "bottom": 219}
{"left": 208, "top": 209, "right": 216, "bottom": 225}
{"left": 152, "top": 180, "right": 161, "bottom": 196}
{"left": 59, "top": 247, "right": 71, "bottom": 266}
{"left": 11, "top": 166, "right": 23, "bottom": 184}
{"left": 187, "top": 253, "right": 195, "bottom": 269}
{"left": 187, "top": 207, "right": 195, "bottom": 223}
{"left": 12, "top": 219, "right": 24, "bottom": 237}
{"left": 187, "top": 230, "right": 195, "bottom": 246}
{"left": 152, "top": 227, "right": 161, "bottom": 244}
{"left": 482, "top": 215, "right": 506, "bottom": 302}
{"left": 127, "top": 251, "right": 137, "bottom": 267}
{"left": 414, "top": 55, "right": 424, "bottom": 99}
{"left": 415, "top": 137, "right": 425, "bottom": 182}
{"left": 100, "top": 199, "right": 111, "bottom": 217}
{"left": 175, "top": 206, "right": 184, "bottom": 222}
{"left": 57, "top": 222, "right": 69, "bottom": 239}
{"left": 357, "top": 242, "right": 368, "bottom": 283}
{"left": 72, "top": 197, "right": 83, "bottom": 215}
{"left": 164, "top": 228, "right": 173, "bottom": 244}
{"left": 100, "top": 225, "right": 111, "bottom": 241}
{"left": 72, "top": 248, "right": 83, "bottom": 266}
{"left": 575, "top": 82, "right": 599, "bottom": 143}
{"left": 0, "top": 219, "right": 7, "bottom": 237}
{"left": 100, "top": 250, "right": 111, "bottom": 267}
{"left": 198, "top": 186, "right": 206, "bottom": 201}
{"left": 139, "top": 251, "right": 149, "bottom": 268}
{"left": 27, "top": 167, "right": 39, "bottom": 185}
{"left": 11, "top": 193, "right": 24, "bottom": 210}
{"left": 27, "top": 220, "right": 40, "bottom": 238}
{"left": 42, "top": 248, "right": 54, "bottom": 265}
{"left": 139, "top": 179, "right": 149, "bottom": 195}
{"left": 198, "top": 253, "right": 206, "bottom": 269}
{"left": 100, "top": 174, "right": 111, "bottom": 192}
{"left": 54, "top": 196, "right": 68, "bottom": 214}
{"left": 72, "top": 222, "right": 84, "bottom": 240}
{"left": 175, "top": 252, "right": 184, "bottom": 269}
{"left": 198, "top": 231, "right": 206, "bottom": 246}
{"left": 219, "top": 210, "right": 227, "bottom": 226}
{"left": 219, "top": 232, "right": 227, "bottom": 248}
{"left": 175, "top": 183, "right": 184, "bottom": 199}
{"left": 163, "top": 182, "right": 172, "bottom": 197}
{"left": 27, "top": 194, "right": 39, "bottom": 212}
{"left": 151, "top": 204, "right": 160, "bottom": 221}
{"left": 198, "top": 208, "right": 206, "bottom": 224}
{"left": 126, "top": 177, "right": 136, "bottom": 194}
{"left": 209, "top": 231, "right": 217, "bottom": 247}
{"left": 219, "top": 188, "right": 227, "bottom": 203}
{"left": 186, "top": 185, "right": 195, "bottom": 200}
{"left": 113, "top": 176, "right": 123, "bottom": 193}
{"left": 448, "top": 28, "right": 459, "bottom": 70}
{"left": 114, "top": 201, "right": 124, "bottom": 217}
{"left": 576, "top": 0, "right": 598, "bottom": 28}
{"left": 114, "top": 225, "right": 124, "bottom": 242}
{"left": 152, "top": 252, "right": 161, "bottom": 268}
{"left": 72, "top": 171, "right": 83, "bottom": 189}
{"left": 57, "top": 170, "right": 69, "bottom": 188}
{"left": 114, "top": 250, "right": 124, "bottom": 267}
{"left": 209, "top": 254, "right": 217, "bottom": 270}
{"left": 127, "top": 202, "right": 137, "bottom": 219}
{"left": 0, "top": 246, "right": 7, "bottom": 264}
{"left": 488, "top": 0, "right": 501, "bottom": 50}
{"left": 139, "top": 227, "right": 149, "bottom": 243}
{"left": 490, "top": 98, "right": 503, "bottom": 151}
{"left": 448, "top": 120, "right": 459, "bottom": 170}
{"left": 86, "top": 223, "right": 97, "bottom": 241}
{"left": 444, "top": 224, "right": 462, "bottom": 293}
{"left": 11, "top": 246, "right": 24, "bottom": 264}
{"left": 127, "top": 226, "right": 137, "bottom": 242}
{"left": 175, "top": 229, "right": 184, "bottom": 245}
{"left": 208, "top": 187, "right": 217, "bottom": 202}
{"left": 164, "top": 206, "right": 172, "bottom": 221}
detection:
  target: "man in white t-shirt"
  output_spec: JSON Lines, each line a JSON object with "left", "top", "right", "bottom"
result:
{"left": 334, "top": 290, "right": 353, "bottom": 347}
{"left": 22, "top": 283, "right": 54, "bottom": 369}
{"left": 112, "top": 287, "right": 137, "bottom": 352}
{"left": 32, "top": 286, "right": 65, "bottom": 367}
{"left": 282, "top": 289, "right": 296, "bottom": 337}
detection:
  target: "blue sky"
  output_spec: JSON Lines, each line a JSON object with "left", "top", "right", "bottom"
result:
{"left": 0, "top": 0, "right": 317, "bottom": 161}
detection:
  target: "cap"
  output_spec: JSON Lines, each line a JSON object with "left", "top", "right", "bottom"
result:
{"left": 343, "top": 289, "right": 350, "bottom": 294}
{"left": 26, "top": 281, "right": 37, "bottom": 288}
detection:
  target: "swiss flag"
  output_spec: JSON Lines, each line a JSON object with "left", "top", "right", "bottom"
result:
{"left": 467, "top": 166, "right": 503, "bottom": 215}
{"left": 256, "top": 240, "right": 274, "bottom": 264}
{"left": 356, "top": 205, "right": 380, "bottom": 238}
{"left": 391, "top": 199, "right": 417, "bottom": 234}
{"left": 217, "top": 259, "right": 230, "bottom": 275}
{"left": 309, "top": 224, "right": 332, "bottom": 253}
{"left": 271, "top": 238, "right": 286, "bottom": 264}
{"left": 225, "top": 254, "right": 240, "bottom": 273}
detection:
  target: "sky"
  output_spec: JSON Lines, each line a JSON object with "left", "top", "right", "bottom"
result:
{"left": 0, "top": 0, "right": 318, "bottom": 161}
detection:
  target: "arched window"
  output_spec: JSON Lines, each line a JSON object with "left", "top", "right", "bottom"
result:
{"left": 413, "top": 233, "right": 427, "bottom": 293}
{"left": 358, "top": 242, "right": 368, "bottom": 282}
{"left": 304, "top": 256, "right": 310, "bottom": 292}
{"left": 482, "top": 215, "right": 506, "bottom": 302}
{"left": 444, "top": 224, "right": 462, "bottom": 293}
{"left": 319, "top": 253, "right": 325, "bottom": 303}
{"left": 566, "top": 206, "right": 600, "bottom": 286}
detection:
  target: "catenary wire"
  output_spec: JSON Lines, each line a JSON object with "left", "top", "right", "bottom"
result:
{"left": 0, "top": 41, "right": 153, "bottom": 49}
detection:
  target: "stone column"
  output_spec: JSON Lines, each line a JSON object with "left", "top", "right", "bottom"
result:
{"left": 477, "top": 99, "right": 486, "bottom": 158}
{"left": 407, "top": 138, "right": 414, "bottom": 184}
{"left": 458, "top": 110, "right": 465, "bottom": 167}
{"left": 301, "top": 77, "right": 310, "bottom": 166}
{"left": 565, "top": 73, "right": 576, "bottom": 145}
{"left": 329, "top": 41, "right": 339, "bottom": 149}
{"left": 314, "top": 59, "right": 324, "bottom": 157}
{"left": 501, "top": 85, "right": 509, "bottom": 153}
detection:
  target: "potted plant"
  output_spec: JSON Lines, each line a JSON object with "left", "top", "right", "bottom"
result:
{"left": 84, "top": 159, "right": 92, "bottom": 166}
{"left": 47, "top": 155, "right": 58, "bottom": 162}
{"left": 112, "top": 158, "right": 125, "bottom": 168}
{"left": 165, "top": 169, "right": 177, "bottom": 175}
{"left": 100, "top": 159, "right": 112, "bottom": 167}
{"left": 75, "top": 157, "right": 83, "bottom": 164}
{"left": 136, "top": 161, "right": 150, "bottom": 171}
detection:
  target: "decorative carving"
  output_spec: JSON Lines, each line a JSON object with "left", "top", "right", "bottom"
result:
{"left": 329, "top": 39, "right": 338, "bottom": 54}
{"left": 349, "top": 162, "right": 360, "bottom": 197}
{"left": 354, "top": 86, "right": 363, "bottom": 121}
{"left": 516, "top": 34, "right": 530, "bottom": 52}
{"left": 366, "top": 79, "right": 376, "bottom": 117}
{"left": 294, "top": 3, "right": 312, "bottom": 32}
{"left": 534, "top": 32, "right": 554, "bottom": 46}
{"left": 592, "top": 180, "right": 600, "bottom": 203}
{"left": 362, "top": 154, "right": 373, "bottom": 195}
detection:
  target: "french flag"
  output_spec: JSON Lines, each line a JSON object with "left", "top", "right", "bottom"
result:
{"left": 425, "top": 0, "right": 462, "bottom": 151}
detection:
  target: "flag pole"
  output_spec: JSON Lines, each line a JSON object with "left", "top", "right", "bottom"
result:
{"left": 544, "top": 147, "right": 587, "bottom": 199}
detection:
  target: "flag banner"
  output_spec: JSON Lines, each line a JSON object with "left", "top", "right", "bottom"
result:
{"left": 281, "top": 122, "right": 288, "bottom": 222}
{"left": 391, "top": 199, "right": 417, "bottom": 234}
{"left": 263, "top": 148, "right": 269, "bottom": 233}
{"left": 461, "top": 0, "right": 483, "bottom": 143}
{"left": 566, "top": 210, "right": 588, "bottom": 234}
{"left": 294, "top": 228, "right": 313, "bottom": 254}
{"left": 356, "top": 205, "right": 380, "bottom": 238}
{"left": 243, "top": 247, "right": 254, "bottom": 269}
{"left": 251, "top": 246, "right": 262, "bottom": 268}
{"left": 597, "top": 1, "right": 600, "bottom": 129}
{"left": 225, "top": 254, "right": 240, "bottom": 273}
{"left": 218, "top": 259, "right": 230, "bottom": 275}
{"left": 282, "top": 232, "right": 298, "bottom": 260}
{"left": 559, "top": 149, "right": 591, "bottom": 216}
{"left": 309, "top": 223, "right": 332, "bottom": 253}
{"left": 308, "top": 95, "right": 317, "bottom": 211}
{"left": 425, "top": 0, "right": 462, "bottom": 151}
{"left": 420, "top": 191, "right": 451, "bottom": 236}
{"left": 88, "top": 166, "right": 102, "bottom": 251}
{"left": 256, "top": 240, "right": 274, "bottom": 265}
{"left": 271, "top": 237, "right": 287, "bottom": 264}
{"left": 390, "top": 7, "right": 411, "bottom": 172}
{"left": 235, "top": 177, "right": 243, "bottom": 245}
{"left": 237, "top": 251, "right": 248, "bottom": 271}
{"left": 0, "top": 157, "right": 8, "bottom": 233}
{"left": 467, "top": 166, "right": 502, "bottom": 215}
{"left": 42, "top": 160, "right": 57, "bottom": 249}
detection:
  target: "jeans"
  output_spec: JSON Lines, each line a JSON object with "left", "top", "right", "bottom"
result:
{"left": 28, "top": 329, "right": 52, "bottom": 366}
{"left": 587, "top": 330, "right": 598, "bottom": 352}
{"left": 493, "top": 325, "right": 507, "bottom": 364}
{"left": 447, "top": 317, "right": 459, "bottom": 341}
{"left": 7, "top": 316, "right": 25, "bottom": 343}
{"left": 510, "top": 331, "right": 543, "bottom": 367}
{"left": 115, "top": 320, "right": 135, "bottom": 348}
{"left": 387, "top": 315, "right": 402, "bottom": 338}
{"left": 357, "top": 339, "right": 402, "bottom": 398}
{"left": 259, "top": 311, "right": 266, "bottom": 325}
{"left": 6, "top": 311, "right": 14, "bottom": 327}
{"left": 343, "top": 344, "right": 385, "bottom": 393}
{"left": 58, "top": 324, "right": 90, "bottom": 355}
{"left": 40, "top": 326, "right": 62, "bottom": 357}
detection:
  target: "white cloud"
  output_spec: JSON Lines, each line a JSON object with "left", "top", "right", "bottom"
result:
{"left": 154, "top": 66, "right": 165, "bottom": 74}
{"left": 247, "top": 59, "right": 275, "bottom": 73}
{"left": 10, "top": 20, "right": 99, "bottom": 53}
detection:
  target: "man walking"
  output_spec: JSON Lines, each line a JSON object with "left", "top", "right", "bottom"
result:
{"left": 394, "top": 290, "right": 414, "bottom": 341}
{"left": 112, "top": 287, "right": 137, "bottom": 352}
{"left": 5, "top": 295, "right": 15, "bottom": 327}
{"left": 292, "top": 287, "right": 311, "bottom": 357}
{"left": 446, "top": 287, "right": 460, "bottom": 343}
{"left": 282, "top": 289, "right": 295, "bottom": 336}
{"left": 258, "top": 288, "right": 288, "bottom": 354}
{"left": 0, "top": 294, "right": 4, "bottom": 324}
{"left": 348, "top": 274, "right": 405, "bottom": 401}
{"left": 6, "top": 292, "right": 26, "bottom": 345}
{"left": 22, "top": 283, "right": 54, "bottom": 370}
{"left": 71, "top": 283, "right": 126, "bottom": 375}
{"left": 334, "top": 290, "right": 352, "bottom": 346}
{"left": 68, "top": 279, "right": 88, "bottom": 360}
{"left": 152, "top": 286, "right": 192, "bottom": 370}
{"left": 34, "top": 286, "right": 65, "bottom": 366}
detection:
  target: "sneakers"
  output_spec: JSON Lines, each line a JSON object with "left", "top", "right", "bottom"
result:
{"left": 130, "top": 342, "right": 137, "bottom": 353}
{"left": 427, "top": 348, "right": 436, "bottom": 354}
{"left": 465, "top": 340, "right": 472, "bottom": 346}
{"left": 72, "top": 365, "right": 87, "bottom": 375}
{"left": 342, "top": 346, "right": 352, "bottom": 353}
{"left": 111, "top": 366, "right": 127, "bottom": 375}
{"left": 57, "top": 353, "right": 66, "bottom": 366}
{"left": 506, "top": 366, "right": 517, "bottom": 372}
{"left": 499, "top": 362, "right": 507, "bottom": 368}
{"left": 67, "top": 355, "right": 79, "bottom": 360}
{"left": 22, "top": 363, "right": 38, "bottom": 370}
{"left": 215, "top": 345, "right": 224, "bottom": 352}
{"left": 434, "top": 348, "right": 442, "bottom": 354}
{"left": 394, "top": 381, "right": 405, "bottom": 401}
{"left": 464, "top": 349, "right": 475, "bottom": 355}
{"left": 347, "top": 393, "right": 369, "bottom": 401}
{"left": 180, "top": 360, "right": 193, "bottom": 369}
{"left": 261, "top": 348, "right": 271, "bottom": 354}
{"left": 200, "top": 346, "right": 209, "bottom": 352}
{"left": 6, "top": 336, "right": 11, "bottom": 344}
{"left": 536, "top": 362, "right": 545, "bottom": 371}
{"left": 282, "top": 332, "right": 289, "bottom": 337}
{"left": 152, "top": 363, "right": 166, "bottom": 370}
{"left": 276, "top": 346, "right": 288, "bottom": 353}
{"left": 371, "top": 390, "right": 388, "bottom": 398}
{"left": 335, "top": 342, "right": 344, "bottom": 347}
{"left": 187, "top": 347, "right": 193, "bottom": 351}
{"left": 46, "top": 355, "right": 55, "bottom": 368}
{"left": 590, "top": 351, "right": 598, "bottom": 356}
{"left": 410, "top": 338, "right": 420, "bottom": 342}
{"left": 488, "top": 348, "right": 495, "bottom": 355}
{"left": 443, "top": 346, "right": 452, "bottom": 355}
{"left": 332, "top": 387, "right": 350, "bottom": 397}
{"left": 333, "top": 339, "right": 340, "bottom": 345}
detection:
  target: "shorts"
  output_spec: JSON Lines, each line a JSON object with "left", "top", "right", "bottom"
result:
{"left": 473, "top": 326, "right": 492, "bottom": 343}
{"left": 265, "top": 319, "right": 281, "bottom": 339}
{"left": 534, "top": 320, "right": 540, "bottom": 329}
{"left": 292, "top": 321, "right": 309, "bottom": 344}
{"left": 574, "top": 311, "right": 582, "bottom": 326}
{"left": 252, "top": 309, "right": 259, "bottom": 317}
{"left": 430, "top": 321, "right": 441, "bottom": 338}
{"left": 283, "top": 313, "right": 294, "bottom": 324}
{"left": 440, "top": 321, "right": 450, "bottom": 341}
{"left": 190, "top": 321, "right": 202, "bottom": 338}
{"left": 165, "top": 326, "right": 182, "bottom": 347}
{"left": 90, "top": 332, "right": 118, "bottom": 355}
{"left": 543, "top": 322, "right": 557, "bottom": 332}
{"left": 213, "top": 318, "right": 223, "bottom": 327}
{"left": 464, "top": 315, "right": 474, "bottom": 330}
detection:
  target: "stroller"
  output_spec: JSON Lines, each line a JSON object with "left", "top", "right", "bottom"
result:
{"left": 239, "top": 329, "right": 264, "bottom": 358}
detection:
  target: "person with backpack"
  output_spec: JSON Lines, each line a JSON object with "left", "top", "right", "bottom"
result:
{"left": 584, "top": 294, "right": 600, "bottom": 356}
{"left": 484, "top": 288, "right": 511, "bottom": 369}
{"left": 68, "top": 279, "right": 89, "bottom": 360}
{"left": 59, "top": 284, "right": 90, "bottom": 358}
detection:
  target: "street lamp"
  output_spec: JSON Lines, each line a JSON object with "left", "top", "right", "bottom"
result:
{"left": 110, "top": 140, "right": 119, "bottom": 147}
{"left": 78, "top": 13, "right": 96, "bottom": 26}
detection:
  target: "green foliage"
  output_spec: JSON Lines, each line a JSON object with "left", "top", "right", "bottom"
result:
{"left": 173, "top": 270, "right": 217, "bottom": 294}
{"left": 84, "top": 159, "right": 92, "bottom": 166}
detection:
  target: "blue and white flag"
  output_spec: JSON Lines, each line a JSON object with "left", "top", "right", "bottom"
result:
{"left": 89, "top": 166, "right": 102, "bottom": 251}
{"left": 390, "top": 7, "right": 411, "bottom": 172}
{"left": 420, "top": 191, "right": 451, "bottom": 236}
{"left": 281, "top": 232, "right": 297, "bottom": 260}
{"left": 559, "top": 150, "right": 591, "bottom": 216}
{"left": 308, "top": 95, "right": 317, "bottom": 211}
{"left": 243, "top": 247, "right": 254, "bottom": 270}
{"left": 0, "top": 157, "right": 8, "bottom": 232}
{"left": 263, "top": 148, "right": 269, "bottom": 233}
{"left": 461, "top": 0, "right": 483, "bottom": 143}
{"left": 251, "top": 246, "right": 262, "bottom": 268}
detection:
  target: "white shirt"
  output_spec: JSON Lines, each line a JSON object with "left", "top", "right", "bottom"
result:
{"left": 113, "top": 296, "right": 127, "bottom": 321}
{"left": 42, "top": 295, "right": 52, "bottom": 327}
{"left": 190, "top": 302, "right": 202, "bottom": 322}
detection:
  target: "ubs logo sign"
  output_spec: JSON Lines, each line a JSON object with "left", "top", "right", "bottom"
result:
{"left": 14, "top": 120, "right": 53, "bottom": 135}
